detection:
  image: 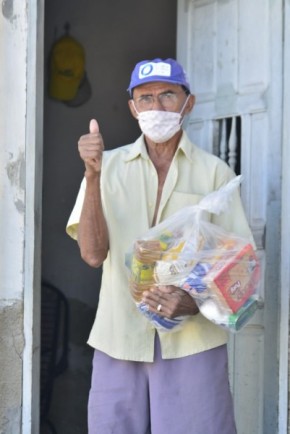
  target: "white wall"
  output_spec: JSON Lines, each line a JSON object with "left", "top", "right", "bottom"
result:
{"left": 0, "top": 2, "right": 27, "bottom": 433}
{"left": 0, "top": 0, "right": 27, "bottom": 301}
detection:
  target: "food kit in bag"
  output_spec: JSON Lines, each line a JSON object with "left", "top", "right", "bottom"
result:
{"left": 126, "top": 176, "right": 261, "bottom": 332}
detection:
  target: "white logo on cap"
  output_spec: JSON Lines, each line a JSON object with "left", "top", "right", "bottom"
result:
{"left": 139, "top": 62, "right": 171, "bottom": 79}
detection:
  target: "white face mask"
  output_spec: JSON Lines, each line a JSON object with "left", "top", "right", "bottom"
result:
{"left": 134, "top": 95, "right": 190, "bottom": 143}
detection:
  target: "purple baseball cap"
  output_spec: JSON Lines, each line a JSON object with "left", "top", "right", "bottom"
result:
{"left": 127, "top": 58, "right": 191, "bottom": 95}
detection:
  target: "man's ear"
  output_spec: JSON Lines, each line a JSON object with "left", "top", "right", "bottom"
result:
{"left": 184, "top": 94, "right": 195, "bottom": 115}
{"left": 128, "top": 100, "right": 138, "bottom": 119}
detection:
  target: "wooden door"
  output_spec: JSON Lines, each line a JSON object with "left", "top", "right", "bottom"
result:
{"left": 177, "top": 1, "right": 283, "bottom": 432}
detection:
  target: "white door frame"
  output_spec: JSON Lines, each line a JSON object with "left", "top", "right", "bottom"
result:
{"left": 22, "top": 1, "right": 44, "bottom": 433}
{"left": 278, "top": 1, "right": 290, "bottom": 432}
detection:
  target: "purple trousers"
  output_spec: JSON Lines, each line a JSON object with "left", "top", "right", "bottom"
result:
{"left": 88, "top": 336, "right": 237, "bottom": 434}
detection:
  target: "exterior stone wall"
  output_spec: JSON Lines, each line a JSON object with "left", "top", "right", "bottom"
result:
{"left": 0, "top": 301, "right": 24, "bottom": 434}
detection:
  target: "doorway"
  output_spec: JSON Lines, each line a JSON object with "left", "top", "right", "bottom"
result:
{"left": 42, "top": 1, "right": 177, "bottom": 432}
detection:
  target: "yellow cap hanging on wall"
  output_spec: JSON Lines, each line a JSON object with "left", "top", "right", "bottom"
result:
{"left": 48, "top": 34, "right": 85, "bottom": 101}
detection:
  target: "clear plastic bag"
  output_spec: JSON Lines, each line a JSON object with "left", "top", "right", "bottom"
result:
{"left": 126, "top": 176, "right": 261, "bottom": 332}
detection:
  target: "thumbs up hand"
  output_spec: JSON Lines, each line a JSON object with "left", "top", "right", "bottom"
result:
{"left": 89, "top": 119, "right": 99, "bottom": 134}
{"left": 78, "top": 119, "right": 104, "bottom": 174}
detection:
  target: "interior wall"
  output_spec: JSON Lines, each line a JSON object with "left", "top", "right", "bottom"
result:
{"left": 43, "top": 0, "right": 177, "bottom": 432}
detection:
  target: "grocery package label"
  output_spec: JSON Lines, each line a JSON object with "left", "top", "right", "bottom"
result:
{"left": 205, "top": 244, "right": 260, "bottom": 313}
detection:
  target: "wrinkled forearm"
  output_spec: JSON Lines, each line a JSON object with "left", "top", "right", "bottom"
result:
{"left": 77, "top": 172, "right": 109, "bottom": 268}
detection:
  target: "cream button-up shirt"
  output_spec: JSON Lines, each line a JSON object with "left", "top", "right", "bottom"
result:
{"left": 66, "top": 131, "right": 254, "bottom": 362}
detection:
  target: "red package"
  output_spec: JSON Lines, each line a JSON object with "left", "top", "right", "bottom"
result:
{"left": 204, "top": 244, "right": 260, "bottom": 313}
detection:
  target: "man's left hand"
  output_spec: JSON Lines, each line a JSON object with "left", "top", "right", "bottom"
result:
{"left": 142, "top": 285, "right": 199, "bottom": 318}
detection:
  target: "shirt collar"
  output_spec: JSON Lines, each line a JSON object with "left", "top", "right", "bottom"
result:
{"left": 123, "top": 134, "right": 149, "bottom": 162}
{"left": 123, "top": 131, "right": 196, "bottom": 163}
{"left": 178, "top": 131, "right": 195, "bottom": 162}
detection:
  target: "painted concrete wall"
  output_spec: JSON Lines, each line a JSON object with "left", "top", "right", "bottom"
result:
{"left": 0, "top": 0, "right": 27, "bottom": 432}
{"left": 43, "top": 1, "right": 177, "bottom": 432}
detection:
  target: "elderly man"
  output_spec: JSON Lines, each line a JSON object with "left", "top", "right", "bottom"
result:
{"left": 67, "top": 58, "right": 253, "bottom": 434}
